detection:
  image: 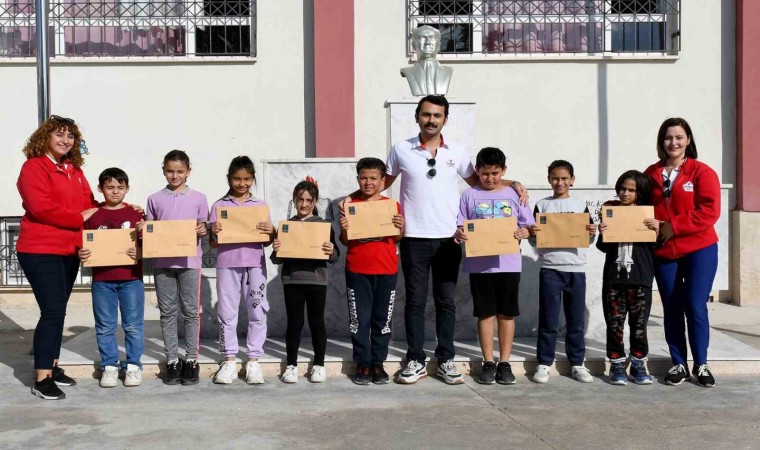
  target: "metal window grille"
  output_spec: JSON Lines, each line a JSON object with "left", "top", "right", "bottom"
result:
{"left": 0, "top": 217, "right": 218, "bottom": 287}
{"left": 0, "top": 0, "right": 256, "bottom": 57}
{"left": 408, "top": 0, "right": 680, "bottom": 55}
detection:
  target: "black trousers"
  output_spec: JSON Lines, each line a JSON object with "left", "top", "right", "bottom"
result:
{"left": 283, "top": 284, "right": 327, "bottom": 366}
{"left": 18, "top": 253, "right": 80, "bottom": 369}
{"left": 345, "top": 271, "right": 397, "bottom": 365}
{"left": 400, "top": 237, "right": 461, "bottom": 363}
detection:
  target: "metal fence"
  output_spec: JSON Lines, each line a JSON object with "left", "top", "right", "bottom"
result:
{"left": 0, "top": 217, "right": 218, "bottom": 287}
{"left": 0, "top": 0, "right": 256, "bottom": 57}
{"left": 408, "top": 0, "right": 680, "bottom": 55}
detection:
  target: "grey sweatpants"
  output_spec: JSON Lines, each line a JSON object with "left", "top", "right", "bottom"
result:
{"left": 154, "top": 268, "right": 201, "bottom": 362}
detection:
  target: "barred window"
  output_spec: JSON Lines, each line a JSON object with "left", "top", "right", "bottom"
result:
{"left": 408, "top": 0, "right": 680, "bottom": 55}
{"left": 0, "top": 0, "right": 256, "bottom": 57}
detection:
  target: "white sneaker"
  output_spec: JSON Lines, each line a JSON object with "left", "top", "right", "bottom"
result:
{"left": 533, "top": 364, "right": 551, "bottom": 384}
{"left": 437, "top": 360, "right": 464, "bottom": 385}
{"left": 572, "top": 365, "right": 594, "bottom": 383}
{"left": 245, "top": 360, "right": 265, "bottom": 384}
{"left": 310, "top": 365, "right": 326, "bottom": 383}
{"left": 213, "top": 361, "right": 238, "bottom": 384}
{"left": 397, "top": 360, "right": 427, "bottom": 384}
{"left": 123, "top": 364, "right": 142, "bottom": 387}
{"left": 100, "top": 366, "right": 119, "bottom": 388}
{"left": 281, "top": 365, "right": 298, "bottom": 384}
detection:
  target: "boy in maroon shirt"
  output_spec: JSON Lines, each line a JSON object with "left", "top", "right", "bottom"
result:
{"left": 78, "top": 168, "right": 145, "bottom": 388}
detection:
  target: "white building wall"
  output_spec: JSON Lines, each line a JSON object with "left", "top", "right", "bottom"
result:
{"left": 354, "top": 1, "right": 735, "bottom": 187}
{"left": 0, "top": 0, "right": 307, "bottom": 215}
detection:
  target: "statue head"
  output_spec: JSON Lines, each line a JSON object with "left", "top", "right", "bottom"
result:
{"left": 411, "top": 25, "right": 441, "bottom": 59}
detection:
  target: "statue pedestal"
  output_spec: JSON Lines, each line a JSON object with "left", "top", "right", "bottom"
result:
{"left": 384, "top": 98, "right": 477, "bottom": 158}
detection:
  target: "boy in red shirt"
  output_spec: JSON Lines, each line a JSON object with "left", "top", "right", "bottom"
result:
{"left": 340, "top": 158, "right": 404, "bottom": 385}
{"left": 79, "top": 168, "right": 145, "bottom": 388}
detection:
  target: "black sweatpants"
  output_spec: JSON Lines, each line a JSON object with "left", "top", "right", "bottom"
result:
{"left": 283, "top": 284, "right": 327, "bottom": 366}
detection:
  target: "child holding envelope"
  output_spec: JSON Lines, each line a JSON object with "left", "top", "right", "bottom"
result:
{"left": 454, "top": 147, "right": 533, "bottom": 385}
{"left": 339, "top": 158, "right": 404, "bottom": 385}
{"left": 79, "top": 168, "right": 144, "bottom": 388}
{"left": 597, "top": 170, "right": 659, "bottom": 386}
{"left": 271, "top": 177, "right": 339, "bottom": 384}
{"left": 528, "top": 160, "right": 597, "bottom": 384}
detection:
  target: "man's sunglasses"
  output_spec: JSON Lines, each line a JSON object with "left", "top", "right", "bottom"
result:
{"left": 50, "top": 115, "right": 75, "bottom": 125}
{"left": 663, "top": 178, "right": 671, "bottom": 198}
{"left": 427, "top": 158, "right": 436, "bottom": 178}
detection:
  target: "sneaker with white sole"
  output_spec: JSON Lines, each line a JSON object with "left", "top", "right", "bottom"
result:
{"left": 437, "top": 360, "right": 464, "bottom": 385}
{"left": 123, "top": 364, "right": 142, "bottom": 387}
{"left": 31, "top": 377, "right": 65, "bottom": 400}
{"left": 572, "top": 365, "right": 593, "bottom": 383}
{"left": 664, "top": 364, "right": 690, "bottom": 386}
{"left": 245, "top": 360, "right": 264, "bottom": 384}
{"left": 100, "top": 366, "right": 119, "bottom": 388}
{"left": 608, "top": 362, "right": 627, "bottom": 386}
{"left": 692, "top": 364, "right": 715, "bottom": 388}
{"left": 533, "top": 364, "right": 551, "bottom": 384}
{"left": 397, "top": 360, "right": 427, "bottom": 384}
{"left": 213, "top": 361, "right": 238, "bottom": 384}
{"left": 310, "top": 365, "right": 326, "bottom": 383}
{"left": 281, "top": 365, "right": 298, "bottom": 384}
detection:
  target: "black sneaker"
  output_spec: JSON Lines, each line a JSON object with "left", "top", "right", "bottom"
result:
{"left": 479, "top": 361, "right": 496, "bottom": 385}
{"left": 32, "top": 376, "right": 65, "bottom": 400}
{"left": 663, "top": 364, "right": 690, "bottom": 386}
{"left": 52, "top": 366, "right": 77, "bottom": 386}
{"left": 692, "top": 364, "right": 715, "bottom": 388}
{"left": 371, "top": 365, "right": 390, "bottom": 385}
{"left": 495, "top": 361, "right": 516, "bottom": 385}
{"left": 353, "top": 364, "right": 371, "bottom": 385}
{"left": 181, "top": 360, "right": 200, "bottom": 385}
{"left": 164, "top": 359, "right": 183, "bottom": 385}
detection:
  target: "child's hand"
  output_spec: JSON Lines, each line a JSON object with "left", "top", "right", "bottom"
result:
{"left": 126, "top": 247, "right": 139, "bottom": 260}
{"left": 272, "top": 238, "right": 281, "bottom": 253}
{"left": 211, "top": 221, "right": 222, "bottom": 235}
{"left": 128, "top": 203, "right": 145, "bottom": 216}
{"left": 339, "top": 216, "right": 349, "bottom": 231}
{"left": 392, "top": 214, "right": 404, "bottom": 230}
{"left": 586, "top": 223, "right": 597, "bottom": 235}
{"left": 514, "top": 227, "right": 530, "bottom": 240}
{"left": 322, "top": 241, "right": 334, "bottom": 256}
{"left": 598, "top": 223, "right": 608, "bottom": 234}
{"left": 529, "top": 224, "right": 540, "bottom": 236}
{"left": 256, "top": 221, "right": 275, "bottom": 235}
{"left": 81, "top": 207, "right": 98, "bottom": 222}
{"left": 454, "top": 227, "right": 467, "bottom": 244}
{"left": 644, "top": 218, "right": 659, "bottom": 233}
{"left": 338, "top": 196, "right": 353, "bottom": 219}
{"left": 78, "top": 248, "right": 91, "bottom": 262}
{"left": 196, "top": 223, "right": 208, "bottom": 237}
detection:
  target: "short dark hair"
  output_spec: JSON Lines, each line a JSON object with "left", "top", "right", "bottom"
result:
{"left": 163, "top": 149, "right": 191, "bottom": 169}
{"left": 98, "top": 167, "right": 129, "bottom": 187}
{"left": 548, "top": 160, "right": 574, "bottom": 177}
{"left": 476, "top": 147, "right": 506, "bottom": 169}
{"left": 614, "top": 170, "right": 652, "bottom": 205}
{"left": 415, "top": 95, "right": 449, "bottom": 118}
{"left": 656, "top": 117, "right": 698, "bottom": 162}
{"left": 356, "top": 157, "right": 387, "bottom": 176}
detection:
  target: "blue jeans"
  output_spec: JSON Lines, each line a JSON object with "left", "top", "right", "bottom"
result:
{"left": 92, "top": 279, "right": 145, "bottom": 369}
{"left": 536, "top": 269, "right": 587, "bottom": 366}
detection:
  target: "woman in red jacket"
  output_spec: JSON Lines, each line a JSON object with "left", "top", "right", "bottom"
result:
{"left": 16, "top": 116, "right": 99, "bottom": 400}
{"left": 644, "top": 118, "right": 720, "bottom": 388}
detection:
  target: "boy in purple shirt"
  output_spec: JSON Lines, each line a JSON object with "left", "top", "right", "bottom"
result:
{"left": 455, "top": 147, "right": 533, "bottom": 385}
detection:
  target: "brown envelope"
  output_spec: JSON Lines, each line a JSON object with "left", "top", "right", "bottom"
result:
{"left": 142, "top": 220, "right": 198, "bottom": 258}
{"left": 82, "top": 228, "right": 137, "bottom": 267}
{"left": 463, "top": 217, "right": 519, "bottom": 257}
{"left": 601, "top": 205, "right": 657, "bottom": 243}
{"left": 276, "top": 221, "right": 331, "bottom": 260}
{"left": 216, "top": 205, "right": 271, "bottom": 244}
{"left": 345, "top": 199, "right": 400, "bottom": 240}
{"left": 535, "top": 212, "right": 590, "bottom": 248}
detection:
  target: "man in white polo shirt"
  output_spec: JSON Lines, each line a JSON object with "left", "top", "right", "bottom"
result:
{"left": 383, "top": 95, "right": 522, "bottom": 385}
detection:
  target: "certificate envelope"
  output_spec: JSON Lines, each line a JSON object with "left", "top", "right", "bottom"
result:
{"left": 601, "top": 205, "right": 657, "bottom": 243}
{"left": 216, "top": 205, "right": 271, "bottom": 244}
{"left": 535, "top": 213, "right": 590, "bottom": 248}
{"left": 463, "top": 217, "right": 519, "bottom": 257}
{"left": 82, "top": 228, "right": 137, "bottom": 267}
{"left": 346, "top": 200, "right": 400, "bottom": 240}
{"left": 142, "top": 220, "right": 197, "bottom": 258}
{"left": 276, "top": 221, "right": 331, "bottom": 260}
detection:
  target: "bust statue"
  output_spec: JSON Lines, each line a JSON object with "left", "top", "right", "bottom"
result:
{"left": 401, "top": 25, "right": 453, "bottom": 96}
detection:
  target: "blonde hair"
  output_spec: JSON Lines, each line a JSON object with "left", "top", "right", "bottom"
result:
{"left": 21, "top": 117, "right": 85, "bottom": 168}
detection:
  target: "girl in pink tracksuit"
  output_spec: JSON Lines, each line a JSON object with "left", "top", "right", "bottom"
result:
{"left": 209, "top": 156, "right": 275, "bottom": 385}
